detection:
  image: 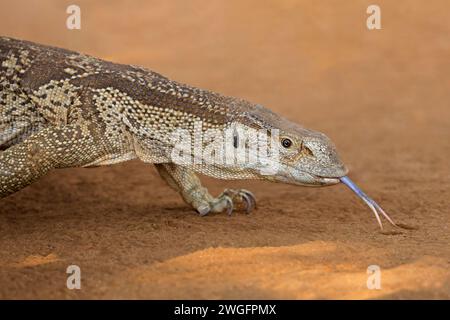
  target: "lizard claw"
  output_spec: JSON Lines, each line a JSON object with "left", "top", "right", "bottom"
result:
{"left": 213, "top": 194, "right": 234, "bottom": 216}
{"left": 196, "top": 189, "right": 256, "bottom": 216}
{"left": 197, "top": 194, "right": 234, "bottom": 216}
{"left": 224, "top": 196, "right": 234, "bottom": 216}
{"left": 240, "top": 190, "right": 256, "bottom": 214}
{"left": 222, "top": 189, "right": 257, "bottom": 214}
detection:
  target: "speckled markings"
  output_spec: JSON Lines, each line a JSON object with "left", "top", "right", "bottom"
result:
{"left": 0, "top": 37, "right": 347, "bottom": 216}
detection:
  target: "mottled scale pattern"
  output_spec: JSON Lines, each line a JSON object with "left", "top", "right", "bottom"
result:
{"left": 0, "top": 36, "right": 264, "bottom": 200}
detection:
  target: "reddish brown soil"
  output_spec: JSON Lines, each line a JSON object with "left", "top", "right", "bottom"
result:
{"left": 0, "top": 0, "right": 449, "bottom": 299}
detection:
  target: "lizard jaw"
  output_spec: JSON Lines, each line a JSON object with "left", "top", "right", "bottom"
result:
{"left": 273, "top": 170, "right": 341, "bottom": 187}
{"left": 305, "top": 173, "right": 341, "bottom": 186}
{"left": 313, "top": 176, "right": 341, "bottom": 185}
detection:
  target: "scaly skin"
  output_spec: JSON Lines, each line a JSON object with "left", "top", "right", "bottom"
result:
{"left": 0, "top": 37, "right": 347, "bottom": 215}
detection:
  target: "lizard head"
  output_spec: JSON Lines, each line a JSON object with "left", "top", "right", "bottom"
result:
{"left": 268, "top": 126, "right": 348, "bottom": 186}
{"left": 243, "top": 104, "right": 348, "bottom": 186}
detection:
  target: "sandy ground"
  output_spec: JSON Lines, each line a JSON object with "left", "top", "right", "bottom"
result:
{"left": 0, "top": 0, "right": 449, "bottom": 299}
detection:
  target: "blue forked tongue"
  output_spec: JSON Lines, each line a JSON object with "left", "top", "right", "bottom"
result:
{"left": 340, "top": 176, "right": 397, "bottom": 230}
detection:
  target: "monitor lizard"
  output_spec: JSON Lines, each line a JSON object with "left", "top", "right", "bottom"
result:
{"left": 3, "top": 36, "right": 394, "bottom": 224}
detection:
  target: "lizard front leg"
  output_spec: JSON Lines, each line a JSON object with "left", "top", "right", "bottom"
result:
{"left": 155, "top": 163, "right": 256, "bottom": 216}
{"left": 0, "top": 124, "right": 106, "bottom": 198}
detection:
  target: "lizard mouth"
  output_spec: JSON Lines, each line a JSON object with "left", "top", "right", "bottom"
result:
{"left": 279, "top": 164, "right": 347, "bottom": 186}
{"left": 309, "top": 165, "right": 349, "bottom": 185}
{"left": 310, "top": 174, "right": 341, "bottom": 186}
{"left": 281, "top": 170, "right": 341, "bottom": 186}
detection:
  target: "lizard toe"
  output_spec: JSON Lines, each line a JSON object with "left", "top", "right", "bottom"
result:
{"left": 197, "top": 195, "right": 234, "bottom": 216}
{"left": 241, "top": 190, "right": 256, "bottom": 214}
{"left": 197, "top": 203, "right": 211, "bottom": 216}
{"left": 221, "top": 189, "right": 256, "bottom": 214}
{"left": 210, "top": 195, "right": 234, "bottom": 215}
{"left": 194, "top": 190, "right": 255, "bottom": 216}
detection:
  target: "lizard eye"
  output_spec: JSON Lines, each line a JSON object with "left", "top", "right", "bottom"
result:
{"left": 281, "top": 138, "right": 293, "bottom": 148}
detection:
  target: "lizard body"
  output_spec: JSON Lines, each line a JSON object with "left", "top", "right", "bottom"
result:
{"left": 0, "top": 37, "right": 347, "bottom": 215}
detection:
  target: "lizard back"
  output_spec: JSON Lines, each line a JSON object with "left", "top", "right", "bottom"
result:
{"left": 0, "top": 37, "right": 257, "bottom": 165}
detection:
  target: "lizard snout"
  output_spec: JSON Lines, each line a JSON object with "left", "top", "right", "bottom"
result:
{"left": 297, "top": 134, "right": 348, "bottom": 180}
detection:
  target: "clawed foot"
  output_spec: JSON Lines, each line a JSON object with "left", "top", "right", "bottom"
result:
{"left": 196, "top": 189, "right": 256, "bottom": 216}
